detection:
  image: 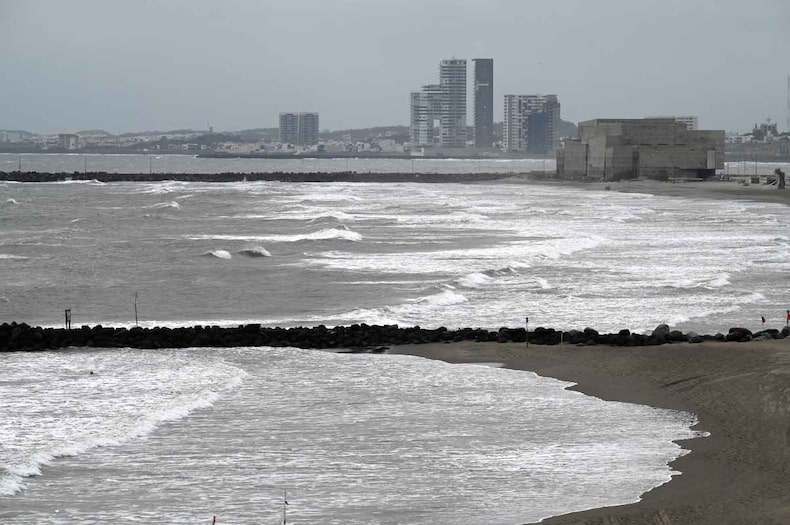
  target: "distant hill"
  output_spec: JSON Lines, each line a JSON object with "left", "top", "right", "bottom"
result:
{"left": 319, "top": 125, "right": 410, "bottom": 143}
{"left": 558, "top": 119, "right": 578, "bottom": 139}
{"left": 76, "top": 129, "right": 114, "bottom": 137}
{"left": 0, "top": 129, "right": 35, "bottom": 138}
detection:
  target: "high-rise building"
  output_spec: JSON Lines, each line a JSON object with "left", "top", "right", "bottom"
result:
{"left": 410, "top": 84, "right": 442, "bottom": 147}
{"left": 503, "top": 94, "right": 560, "bottom": 154}
{"left": 473, "top": 59, "right": 494, "bottom": 148}
{"left": 647, "top": 115, "right": 699, "bottom": 130}
{"left": 279, "top": 113, "right": 299, "bottom": 145}
{"left": 297, "top": 112, "right": 319, "bottom": 146}
{"left": 439, "top": 59, "right": 467, "bottom": 148}
{"left": 279, "top": 112, "right": 319, "bottom": 146}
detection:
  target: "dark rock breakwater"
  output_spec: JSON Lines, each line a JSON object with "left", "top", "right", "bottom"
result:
{"left": 1, "top": 322, "right": 787, "bottom": 352}
{"left": 0, "top": 171, "right": 522, "bottom": 184}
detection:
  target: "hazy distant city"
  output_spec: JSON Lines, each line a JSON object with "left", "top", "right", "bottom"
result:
{"left": 1, "top": 57, "right": 789, "bottom": 164}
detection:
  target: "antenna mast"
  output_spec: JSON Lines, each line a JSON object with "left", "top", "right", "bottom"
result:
{"left": 786, "top": 75, "right": 790, "bottom": 132}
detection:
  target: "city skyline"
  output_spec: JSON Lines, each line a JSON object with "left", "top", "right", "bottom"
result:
{"left": 1, "top": 0, "right": 789, "bottom": 134}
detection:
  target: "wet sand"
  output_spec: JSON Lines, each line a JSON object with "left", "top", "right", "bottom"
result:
{"left": 391, "top": 339, "right": 790, "bottom": 524}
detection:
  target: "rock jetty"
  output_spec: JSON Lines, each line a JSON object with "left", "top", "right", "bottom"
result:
{"left": 1, "top": 322, "right": 787, "bottom": 353}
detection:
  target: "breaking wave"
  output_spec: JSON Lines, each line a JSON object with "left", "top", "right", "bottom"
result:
{"left": 147, "top": 201, "right": 180, "bottom": 210}
{"left": 205, "top": 250, "right": 232, "bottom": 260}
{"left": 457, "top": 272, "right": 494, "bottom": 289}
{"left": 414, "top": 288, "right": 468, "bottom": 306}
{"left": 188, "top": 228, "right": 363, "bottom": 243}
{"left": 0, "top": 354, "right": 247, "bottom": 496}
{"left": 238, "top": 246, "right": 271, "bottom": 257}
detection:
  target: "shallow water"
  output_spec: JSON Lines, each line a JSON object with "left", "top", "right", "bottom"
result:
{"left": 0, "top": 346, "right": 700, "bottom": 524}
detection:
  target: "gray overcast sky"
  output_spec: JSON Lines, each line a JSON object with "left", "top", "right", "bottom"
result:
{"left": 2, "top": 0, "right": 788, "bottom": 134}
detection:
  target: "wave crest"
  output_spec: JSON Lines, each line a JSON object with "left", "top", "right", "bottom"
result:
{"left": 205, "top": 250, "right": 232, "bottom": 259}
{"left": 238, "top": 246, "right": 271, "bottom": 257}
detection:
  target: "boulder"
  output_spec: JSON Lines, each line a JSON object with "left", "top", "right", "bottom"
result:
{"left": 726, "top": 327, "right": 752, "bottom": 342}
{"left": 652, "top": 324, "right": 671, "bottom": 339}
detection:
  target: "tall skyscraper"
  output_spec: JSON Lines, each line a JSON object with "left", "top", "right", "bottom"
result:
{"left": 410, "top": 84, "right": 442, "bottom": 147}
{"left": 279, "top": 112, "right": 319, "bottom": 146}
{"left": 473, "top": 59, "right": 494, "bottom": 148}
{"left": 439, "top": 59, "right": 467, "bottom": 148}
{"left": 503, "top": 95, "right": 560, "bottom": 154}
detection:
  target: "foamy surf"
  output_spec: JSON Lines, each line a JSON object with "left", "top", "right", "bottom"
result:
{"left": 187, "top": 228, "right": 363, "bottom": 243}
{"left": 457, "top": 272, "right": 494, "bottom": 288}
{"left": 147, "top": 201, "right": 181, "bottom": 210}
{"left": 0, "top": 350, "right": 247, "bottom": 496}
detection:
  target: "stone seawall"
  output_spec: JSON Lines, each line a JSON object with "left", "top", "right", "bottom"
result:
{"left": 0, "top": 171, "right": 525, "bottom": 183}
{"left": 1, "top": 322, "right": 787, "bottom": 352}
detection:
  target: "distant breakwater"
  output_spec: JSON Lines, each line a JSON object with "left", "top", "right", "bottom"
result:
{"left": 2, "top": 322, "right": 788, "bottom": 353}
{"left": 0, "top": 171, "right": 525, "bottom": 184}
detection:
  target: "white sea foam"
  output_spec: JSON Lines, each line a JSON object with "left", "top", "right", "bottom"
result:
{"left": 0, "top": 350, "right": 247, "bottom": 496}
{"left": 0, "top": 254, "right": 27, "bottom": 260}
{"left": 706, "top": 273, "right": 731, "bottom": 288}
{"left": 457, "top": 272, "right": 494, "bottom": 288}
{"left": 415, "top": 288, "right": 468, "bottom": 306}
{"left": 188, "top": 228, "right": 363, "bottom": 243}
{"left": 307, "top": 211, "right": 356, "bottom": 222}
{"left": 147, "top": 200, "right": 180, "bottom": 209}
{"left": 5, "top": 198, "right": 18, "bottom": 205}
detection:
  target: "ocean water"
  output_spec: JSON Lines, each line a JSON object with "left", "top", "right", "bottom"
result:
{"left": 0, "top": 153, "right": 552, "bottom": 176}
{"left": 0, "top": 346, "right": 700, "bottom": 524}
{"left": 2, "top": 157, "right": 790, "bottom": 523}
{"left": 1, "top": 172, "right": 789, "bottom": 334}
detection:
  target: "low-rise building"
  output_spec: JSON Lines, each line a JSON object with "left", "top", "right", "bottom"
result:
{"left": 556, "top": 118, "right": 724, "bottom": 180}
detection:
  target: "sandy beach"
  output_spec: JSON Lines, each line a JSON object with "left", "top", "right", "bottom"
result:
{"left": 391, "top": 338, "right": 790, "bottom": 524}
{"left": 516, "top": 175, "right": 790, "bottom": 207}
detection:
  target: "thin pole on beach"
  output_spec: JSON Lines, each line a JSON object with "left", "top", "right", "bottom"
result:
{"left": 149, "top": 156, "right": 153, "bottom": 175}
{"left": 525, "top": 316, "right": 529, "bottom": 349}
{"left": 283, "top": 488, "right": 288, "bottom": 524}
{"left": 18, "top": 156, "right": 21, "bottom": 172}
{"left": 134, "top": 292, "right": 139, "bottom": 327}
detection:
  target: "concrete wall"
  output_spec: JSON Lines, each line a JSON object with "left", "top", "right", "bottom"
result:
{"left": 559, "top": 119, "right": 725, "bottom": 180}
{"left": 561, "top": 140, "right": 588, "bottom": 178}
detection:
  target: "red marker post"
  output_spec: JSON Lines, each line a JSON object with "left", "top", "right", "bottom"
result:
{"left": 525, "top": 316, "right": 529, "bottom": 349}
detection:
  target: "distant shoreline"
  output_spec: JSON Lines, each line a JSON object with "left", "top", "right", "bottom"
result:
{"left": 0, "top": 171, "right": 529, "bottom": 183}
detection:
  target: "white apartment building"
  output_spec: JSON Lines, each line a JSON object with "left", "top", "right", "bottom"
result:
{"left": 648, "top": 115, "right": 699, "bottom": 130}
{"left": 279, "top": 112, "right": 319, "bottom": 146}
{"left": 439, "top": 59, "right": 467, "bottom": 148}
{"left": 410, "top": 84, "right": 442, "bottom": 147}
{"left": 503, "top": 94, "right": 561, "bottom": 153}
